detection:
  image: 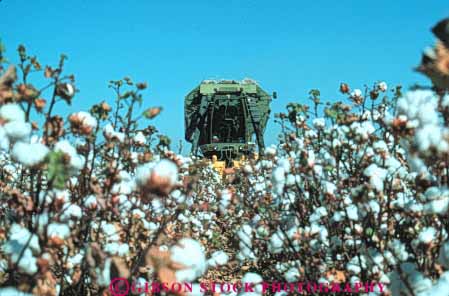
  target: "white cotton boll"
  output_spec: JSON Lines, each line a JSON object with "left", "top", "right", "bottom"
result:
{"left": 219, "top": 189, "right": 232, "bottom": 214}
{"left": 67, "top": 253, "right": 84, "bottom": 269}
{"left": 373, "top": 141, "right": 388, "bottom": 152}
{"left": 111, "top": 180, "right": 135, "bottom": 195}
{"left": 16, "top": 248, "right": 37, "bottom": 275}
{"left": 54, "top": 140, "right": 85, "bottom": 172}
{"left": 237, "top": 224, "right": 253, "bottom": 246}
{"left": 3, "top": 121, "right": 31, "bottom": 141}
{"left": 0, "top": 103, "right": 25, "bottom": 122}
{"left": 242, "top": 272, "right": 263, "bottom": 294}
{"left": 265, "top": 145, "right": 277, "bottom": 156}
{"left": 178, "top": 213, "right": 189, "bottom": 223}
{"left": 237, "top": 246, "right": 256, "bottom": 261}
{"left": 171, "top": 238, "right": 206, "bottom": 282}
{"left": 284, "top": 267, "right": 300, "bottom": 282}
{"left": 47, "top": 223, "right": 71, "bottom": 240}
{"left": 268, "top": 231, "right": 285, "bottom": 254}
{"left": 346, "top": 255, "right": 366, "bottom": 274}
{"left": 318, "top": 226, "right": 329, "bottom": 242}
{"left": 272, "top": 167, "right": 285, "bottom": 183}
{"left": 313, "top": 117, "right": 326, "bottom": 129}
{"left": 418, "top": 227, "right": 436, "bottom": 244}
{"left": 84, "top": 195, "right": 98, "bottom": 209}
{"left": 278, "top": 158, "right": 291, "bottom": 173}
{"left": 313, "top": 165, "right": 323, "bottom": 176}
{"left": 171, "top": 189, "right": 186, "bottom": 203}
{"left": 0, "top": 127, "right": 10, "bottom": 150}
{"left": 132, "top": 209, "right": 146, "bottom": 219}
{"left": 442, "top": 94, "right": 449, "bottom": 109}
{"left": 424, "top": 186, "right": 447, "bottom": 201}
{"left": 389, "top": 263, "right": 432, "bottom": 296}
{"left": 377, "top": 81, "right": 388, "bottom": 92}
{"left": 350, "top": 89, "right": 362, "bottom": 98}
{"left": 60, "top": 203, "right": 82, "bottom": 220}
{"left": 424, "top": 198, "right": 449, "bottom": 215}
{"left": 332, "top": 211, "right": 343, "bottom": 222}
{"left": 5, "top": 223, "right": 40, "bottom": 254}
{"left": 133, "top": 131, "right": 146, "bottom": 145}
{"left": 323, "top": 182, "right": 336, "bottom": 195}
{"left": 142, "top": 220, "right": 159, "bottom": 231}
{"left": 426, "top": 271, "right": 449, "bottom": 296}
{"left": 136, "top": 159, "right": 178, "bottom": 194}
{"left": 0, "top": 287, "right": 33, "bottom": 296}
{"left": 304, "top": 130, "right": 318, "bottom": 139}
{"left": 364, "top": 164, "right": 388, "bottom": 191}
{"left": 96, "top": 258, "right": 111, "bottom": 287}
{"left": 397, "top": 90, "right": 438, "bottom": 126}
{"left": 103, "top": 124, "right": 125, "bottom": 142}
{"left": 415, "top": 125, "right": 443, "bottom": 152}
{"left": 207, "top": 250, "right": 229, "bottom": 267}
{"left": 11, "top": 142, "right": 49, "bottom": 167}
{"left": 346, "top": 204, "right": 359, "bottom": 221}
{"left": 151, "top": 198, "right": 164, "bottom": 214}
{"left": 309, "top": 206, "right": 328, "bottom": 223}
{"left": 76, "top": 111, "right": 98, "bottom": 130}
{"left": 104, "top": 242, "right": 120, "bottom": 255}
{"left": 285, "top": 174, "right": 296, "bottom": 187}
{"left": 332, "top": 138, "right": 341, "bottom": 148}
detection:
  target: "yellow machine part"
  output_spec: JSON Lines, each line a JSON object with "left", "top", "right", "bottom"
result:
{"left": 211, "top": 154, "right": 257, "bottom": 175}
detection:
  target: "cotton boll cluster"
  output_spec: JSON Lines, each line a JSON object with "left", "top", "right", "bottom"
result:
{"left": 103, "top": 123, "right": 125, "bottom": 142}
{"left": 207, "top": 250, "right": 229, "bottom": 267}
{"left": 389, "top": 263, "right": 433, "bottom": 296}
{"left": 363, "top": 164, "right": 388, "bottom": 191}
{"left": 271, "top": 157, "right": 291, "bottom": 198}
{"left": 111, "top": 170, "right": 136, "bottom": 195}
{"left": 416, "top": 227, "right": 437, "bottom": 245}
{"left": 268, "top": 230, "right": 285, "bottom": 254}
{"left": 0, "top": 287, "right": 33, "bottom": 296}
{"left": 133, "top": 131, "right": 147, "bottom": 146}
{"left": 236, "top": 224, "right": 256, "bottom": 261}
{"left": 136, "top": 159, "right": 179, "bottom": 195}
{"left": 350, "top": 89, "right": 363, "bottom": 99}
{"left": 240, "top": 272, "right": 264, "bottom": 295}
{"left": 11, "top": 142, "right": 49, "bottom": 167}
{"left": 170, "top": 238, "right": 206, "bottom": 282}
{"left": 219, "top": 189, "right": 232, "bottom": 215}
{"left": 0, "top": 103, "right": 32, "bottom": 145}
{"left": 47, "top": 223, "right": 71, "bottom": 245}
{"left": 2, "top": 224, "right": 40, "bottom": 275}
{"left": 54, "top": 140, "right": 85, "bottom": 173}
{"left": 313, "top": 117, "right": 326, "bottom": 129}
{"left": 395, "top": 90, "right": 449, "bottom": 156}
{"left": 377, "top": 81, "right": 388, "bottom": 92}
{"left": 68, "top": 111, "right": 98, "bottom": 135}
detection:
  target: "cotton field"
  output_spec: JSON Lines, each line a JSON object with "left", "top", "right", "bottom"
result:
{"left": 1, "top": 42, "right": 449, "bottom": 296}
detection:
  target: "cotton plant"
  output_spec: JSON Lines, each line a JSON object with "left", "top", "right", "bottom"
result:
{"left": 0, "top": 46, "right": 212, "bottom": 295}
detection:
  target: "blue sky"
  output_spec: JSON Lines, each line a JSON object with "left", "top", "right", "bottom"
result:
{"left": 1, "top": 1, "right": 448, "bottom": 152}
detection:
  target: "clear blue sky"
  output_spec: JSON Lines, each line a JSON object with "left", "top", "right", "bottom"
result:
{"left": 1, "top": 1, "right": 448, "bottom": 152}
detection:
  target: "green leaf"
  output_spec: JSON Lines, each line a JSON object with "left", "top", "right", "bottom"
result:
{"left": 46, "top": 151, "right": 70, "bottom": 190}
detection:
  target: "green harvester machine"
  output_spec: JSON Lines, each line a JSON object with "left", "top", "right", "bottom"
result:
{"left": 184, "top": 79, "right": 274, "bottom": 172}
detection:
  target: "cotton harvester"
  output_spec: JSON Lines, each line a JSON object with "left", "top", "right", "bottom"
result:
{"left": 184, "top": 79, "right": 274, "bottom": 174}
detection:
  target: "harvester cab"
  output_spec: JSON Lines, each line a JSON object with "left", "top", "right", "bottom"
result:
{"left": 184, "top": 79, "right": 273, "bottom": 173}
